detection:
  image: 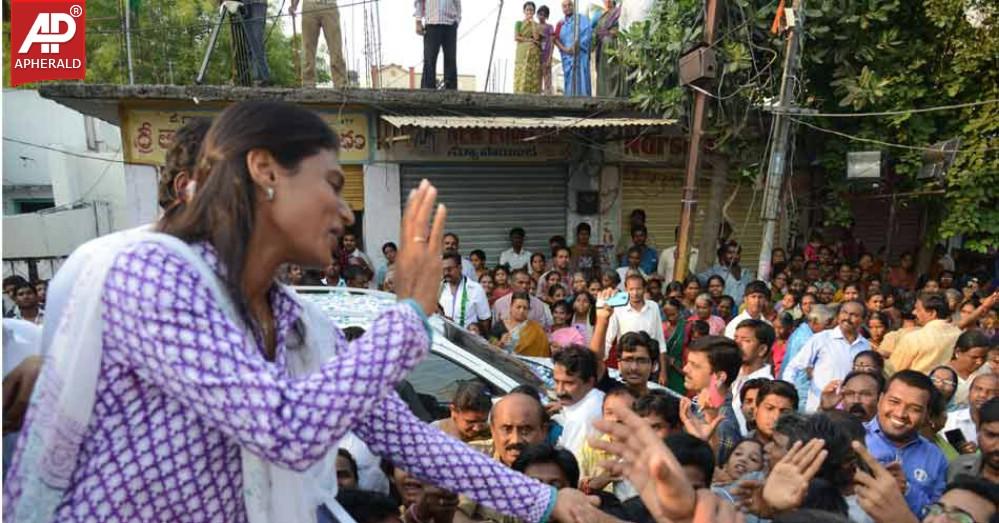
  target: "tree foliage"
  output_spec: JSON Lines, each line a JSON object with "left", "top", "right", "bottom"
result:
{"left": 82, "top": 0, "right": 312, "bottom": 86}
{"left": 620, "top": 0, "right": 998, "bottom": 252}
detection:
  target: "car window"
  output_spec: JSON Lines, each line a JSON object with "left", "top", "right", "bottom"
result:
{"left": 439, "top": 321, "right": 544, "bottom": 388}
{"left": 406, "top": 353, "right": 498, "bottom": 420}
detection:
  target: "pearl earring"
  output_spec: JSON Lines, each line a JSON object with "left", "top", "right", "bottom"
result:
{"left": 266, "top": 187, "right": 275, "bottom": 201}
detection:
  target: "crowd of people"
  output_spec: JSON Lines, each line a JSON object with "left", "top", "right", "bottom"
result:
{"left": 3, "top": 103, "right": 999, "bottom": 523}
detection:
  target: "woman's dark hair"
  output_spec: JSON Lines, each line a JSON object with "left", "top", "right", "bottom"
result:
{"left": 493, "top": 265, "right": 511, "bottom": 279}
{"left": 159, "top": 101, "right": 339, "bottom": 328}
{"left": 470, "top": 249, "right": 486, "bottom": 262}
{"left": 663, "top": 297, "right": 683, "bottom": 311}
{"left": 665, "top": 281, "right": 684, "bottom": 296}
{"left": 537, "top": 5, "right": 550, "bottom": 17}
{"left": 546, "top": 283, "right": 566, "bottom": 299}
{"left": 511, "top": 291, "right": 532, "bottom": 307}
{"left": 690, "top": 319, "right": 710, "bottom": 337}
{"left": 550, "top": 299, "right": 571, "bottom": 317}
{"left": 159, "top": 117, "right": 212, "bottom": 213}
{"left": 573, "top": 291, "right": 596, "bottom": 326}
{"left": 682, "top": 274, "right": 700, "bottom": 291}
{"left": 530, "top": 252, "right": 546, "bottom": 264}
{"left": 523, "top": 1, "right": 536, "bottom": 10}
{"left": 917, "top": 291, "right": 951, "bottom": 320}
{"left": 852, "top": 350, "right": 884, "bottom": 371}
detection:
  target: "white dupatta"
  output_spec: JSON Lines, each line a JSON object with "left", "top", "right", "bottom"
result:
{"left": 5, "top": 231, "right": 353, "bottom": 523}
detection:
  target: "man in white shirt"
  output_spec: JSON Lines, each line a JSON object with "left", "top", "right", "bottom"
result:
{"left": 443, "top": 232, "right": 477, "bottom": 281}
{"left": 552, "top": 346, "right": 605, "bottom": 463}
{"left": 499, "top": 227, "right": 532, "bottom": 271}
{"left": 943, "top": 373, "right": 999, "bottom": 449}
{"left": 730, "top": 319, "right": 776, "bottom": 435}
{"left": 605, "top": 273, "right": 666, "bottom": 356}
{"left": 439, "top": 253, "right": 491, "bottom": 333}
{"left": 724, "top": 280, "right": 772, "bottom": 339}
{"left": 784, "top": 301, "right": 870, "bottom": 412}
{"left": 656, "top": 226, "right": 699, "bottom": 281}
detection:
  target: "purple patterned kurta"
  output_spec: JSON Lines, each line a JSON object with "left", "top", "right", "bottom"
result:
{"left": 4, "top": 241, "right": 554, "bottom": 522}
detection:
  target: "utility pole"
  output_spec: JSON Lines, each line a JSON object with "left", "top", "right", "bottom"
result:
{"left": 485, "top": 0, "right": 505, "bottom": 91}
{"left": 673, "top": 0, "right": 720, "bottom": 282}
{"left": 123, "top": 0, "right": 135, "bottom": 84}
{"left": 757, "top": 0, "right": 804, "bottom": 281}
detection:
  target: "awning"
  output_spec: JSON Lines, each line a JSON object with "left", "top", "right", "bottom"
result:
{"left": 380, "top": 115, "right": 678, "bottom": 130}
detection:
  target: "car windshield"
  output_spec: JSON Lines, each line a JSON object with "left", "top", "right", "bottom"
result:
{"left": 436, "top": 319, "right": 544, "bottom": 388}
{"left": 294, "top": 287, "right": 543, "bottom": 389}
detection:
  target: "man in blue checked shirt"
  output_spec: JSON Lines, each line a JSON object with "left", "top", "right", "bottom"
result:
{"left": 864, "top": 370, "right": 948, "bottom": 518}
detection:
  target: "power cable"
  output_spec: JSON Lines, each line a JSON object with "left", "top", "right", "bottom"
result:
{"left": 789, "top": 117, "right": 999, "bottom": 153}
{"left": 770, "top": 98, "right": 999, "bottom": 118}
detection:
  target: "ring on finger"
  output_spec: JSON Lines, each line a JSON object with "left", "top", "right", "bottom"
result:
{"left": 413, "top": 236, "right": 427, "bottom": 243}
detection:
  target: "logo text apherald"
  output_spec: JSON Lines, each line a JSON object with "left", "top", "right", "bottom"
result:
{"left": 10, "top": 0, "right": 87, "bottom": 86}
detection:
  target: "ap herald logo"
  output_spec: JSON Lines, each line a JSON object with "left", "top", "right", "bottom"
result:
{"left": 10, "top": 0, "right": 86, "bottom": 86}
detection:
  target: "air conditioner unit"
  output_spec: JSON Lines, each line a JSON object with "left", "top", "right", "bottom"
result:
{"left": 846, "top": 151, "right": 882, "bottom": 179}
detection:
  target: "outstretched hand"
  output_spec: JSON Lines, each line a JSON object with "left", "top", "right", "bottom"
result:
{"left": 394, "top": 180, "right": 447, "bottom": 316}
{"left": 590, "top": 406, "right": 696, "bottom": 523}
{"left": 761, "top": 439, "right": 828, "bottom": 512}
{"left": 679, "top": 397, "right": 723, "bottom": 442}
{"left": 852, "top": 441, "right": 919, "bottom": 523}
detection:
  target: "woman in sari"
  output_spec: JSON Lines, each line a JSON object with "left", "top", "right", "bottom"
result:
{"left": 662, "top": 297, "right": 687, "bottom": 394}
{"left": 513, "top": 2, "right": 543, "bottom": 94}
{"left": 593, "top": 0, "right": 625, "bottom": 97}
{"left": 3, "top": 101, "right": 593, "bottom": 523}
{"left": 490, "top": 291, "right": 550, "bottom": 357}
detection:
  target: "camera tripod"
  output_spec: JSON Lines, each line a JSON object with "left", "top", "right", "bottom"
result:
{"left": 196, "top": 1, "right": 267, "bottom": 86}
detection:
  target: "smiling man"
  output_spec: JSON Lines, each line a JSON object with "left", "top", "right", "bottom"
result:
{"left": 784, "top": 300, "right": 870, "bottom": 412}
{"left": 552, "top": 346, "right": 605, "bottom": 463}
{"left": 864, "top": 370, "right": 949, "bottom": 517}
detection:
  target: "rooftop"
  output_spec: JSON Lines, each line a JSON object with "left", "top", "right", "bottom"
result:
{"left": 38, "top": 84, "right": 648, "bottom": 126}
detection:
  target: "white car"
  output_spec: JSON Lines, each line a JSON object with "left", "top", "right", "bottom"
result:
{"left": 295, "top": 286, "right": 547, "bottom": 419}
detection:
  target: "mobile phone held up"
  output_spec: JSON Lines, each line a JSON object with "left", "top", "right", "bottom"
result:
{"left": 606, "top": 292, "right": 629, "bottom": 308}
{"left": 945, "top": 428, "right": 968, "bottom": 449}
{"left": 705, "top": 374, "right": 725, "bottom": 409}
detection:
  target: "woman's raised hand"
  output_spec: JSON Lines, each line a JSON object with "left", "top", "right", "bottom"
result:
{"left": 394, "top": 180, "right": 447, "bottom": 316}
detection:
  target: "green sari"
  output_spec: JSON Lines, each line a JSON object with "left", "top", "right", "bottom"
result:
{"left": 514, "top": 20, "right": 542, "bottom": 94}
{"left": 664, "top": 315, "right": 687, "bottom": 395}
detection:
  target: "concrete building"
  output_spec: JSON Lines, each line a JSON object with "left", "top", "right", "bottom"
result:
{"left": 1, "top": 89, "right": 144, "bottom": 281}
{"left": 368, "top": 63, "right": 477, "bottom": 91}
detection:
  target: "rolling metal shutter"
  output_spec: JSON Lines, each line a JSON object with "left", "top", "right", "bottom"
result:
{"left": 401, "top": 165, "right": 568, "bottom": 262}
{"left": 342, "top": 164, "right": 365, "bottom": 210}
{"left": 621, "top": 168, "right": 767, "bottom": 270}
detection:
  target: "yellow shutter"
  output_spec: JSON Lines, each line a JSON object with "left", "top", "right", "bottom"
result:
{"left": 342, "top": 164, "right": 365, "bottom": 210}
{"left": 620, "top": 168, "right": 767, "bottom": 271}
